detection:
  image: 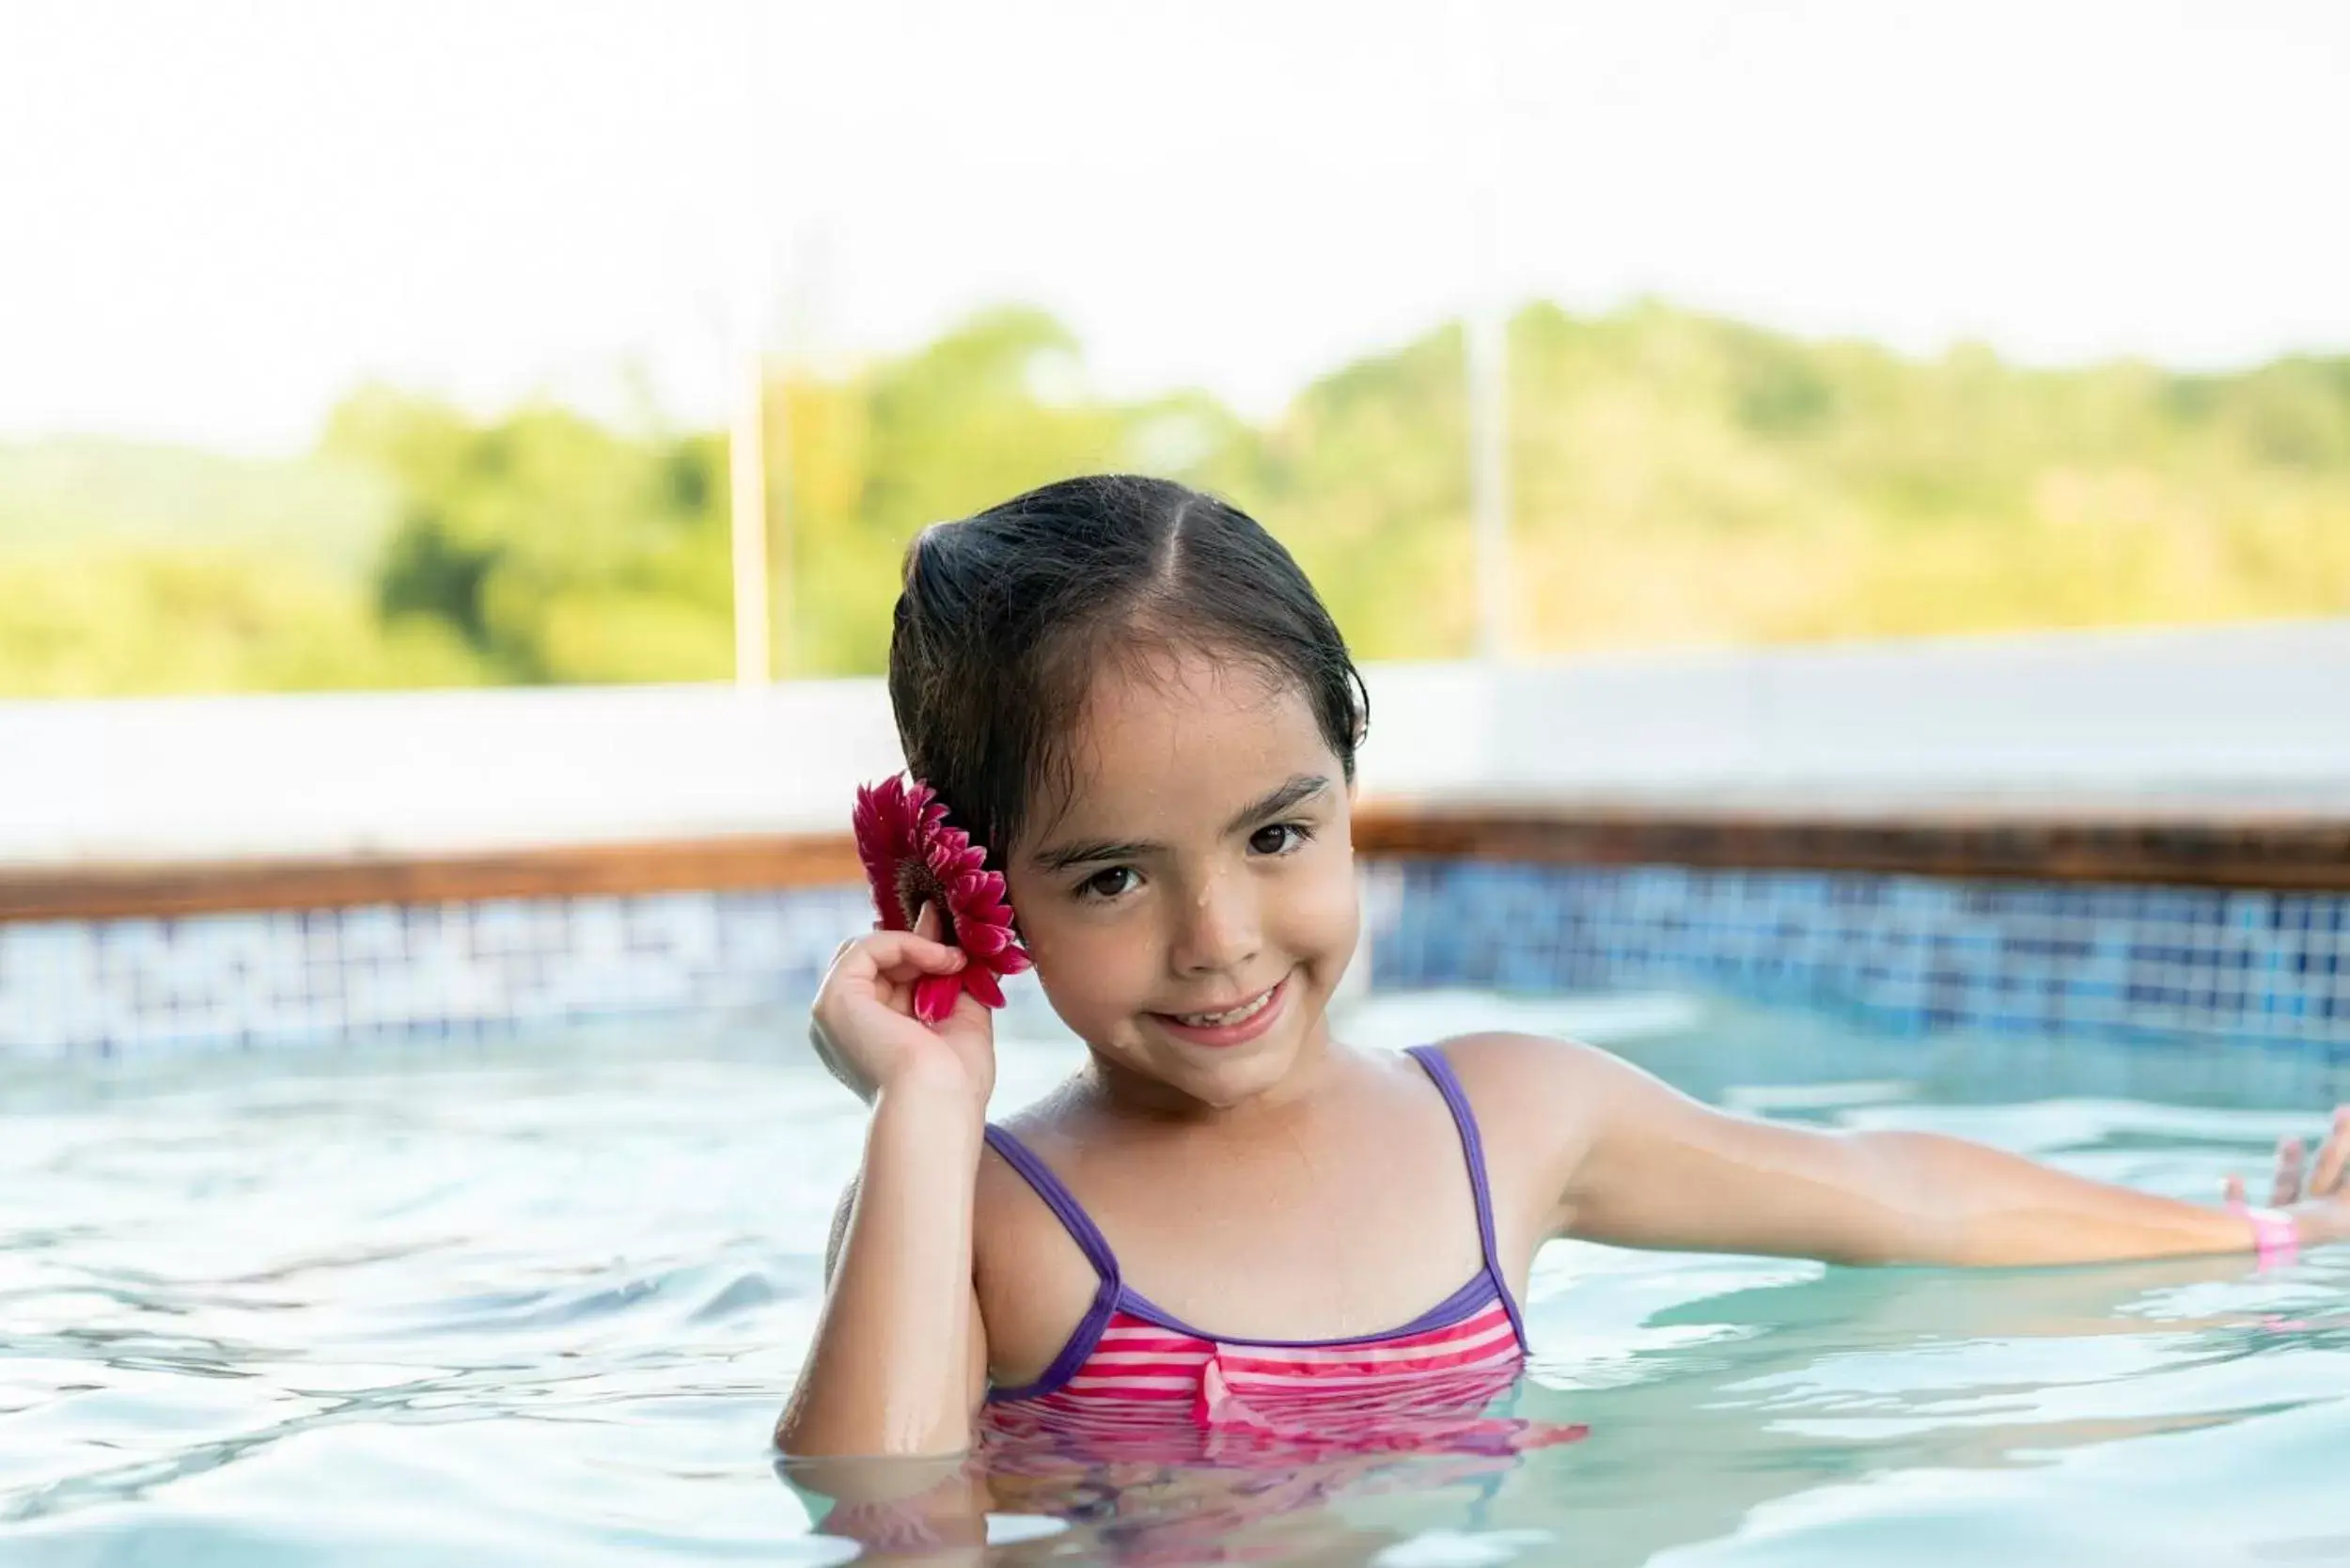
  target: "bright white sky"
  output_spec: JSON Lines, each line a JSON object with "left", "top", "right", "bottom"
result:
{"left": 3, "top": 0, "right": 2346, "bottom": 454}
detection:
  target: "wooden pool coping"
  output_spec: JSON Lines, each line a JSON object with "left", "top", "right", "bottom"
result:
{"left": 7, "top": 798, "right": 2350, "bottom": 922}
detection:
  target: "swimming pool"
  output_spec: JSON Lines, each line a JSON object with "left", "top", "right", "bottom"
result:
{"left": 4, "top": 986, "right": 2346, "bottom": 1566}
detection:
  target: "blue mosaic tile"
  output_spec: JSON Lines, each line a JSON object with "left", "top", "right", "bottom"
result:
{"left": 1363, "top": 861, "right": 2350, "bottom": 1051}
{"left": 11, "top": 857, "right": 2350, "bottom": 1057}
{"left": 0, "top": 885, "right": 872, "bottom": 1056}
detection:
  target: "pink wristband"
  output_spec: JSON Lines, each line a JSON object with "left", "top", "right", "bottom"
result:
{"left": 2229, "top": 1201, "right": 2301, "bottom": 1267}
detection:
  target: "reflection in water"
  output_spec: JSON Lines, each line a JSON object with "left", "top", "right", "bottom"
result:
{"left": 781, "top": 1250, "right": 2350, "bottom": 1567}
{"left": 786, "top": 1365, "right": 1585, "bottom": 1565}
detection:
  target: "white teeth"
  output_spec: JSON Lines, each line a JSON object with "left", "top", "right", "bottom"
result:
{"left": 1174, "top": 986, "right": 1276, "bottom": 1029}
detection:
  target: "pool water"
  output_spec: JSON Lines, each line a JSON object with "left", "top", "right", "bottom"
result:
{"left": 4, "top": 989, "right": 2347, "bottom": 1566}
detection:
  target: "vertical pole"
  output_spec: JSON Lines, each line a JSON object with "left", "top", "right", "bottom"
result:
{"left": 773, "top": 224, "right": 831, "bottom": 685}
{"left": 768, "top": 356, "right": 791, "bottom": 682}
{"left": 728, "top": 341, "right": 770, "bottom": 688}
{"left": 1465, "top": 0, "right": 1511, "bottom": 664}
{"left": 1468, "top": 303, "right": 1511, "bottom": 664}
{"left": 728, "top": 0, "right": 773, "bottom": 689}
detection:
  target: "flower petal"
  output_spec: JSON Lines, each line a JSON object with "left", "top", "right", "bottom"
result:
{"left": 854, "top": 773, "right": 1026, "bottom": 977}
{"left": 961, "top": 965, "right": 1005, "bottom": 1009}
{"left": 855, "top": 774, "right": 918, "bottom": 931}
{"left": 912, "top": 972, "right": 963, "bottom": 1025}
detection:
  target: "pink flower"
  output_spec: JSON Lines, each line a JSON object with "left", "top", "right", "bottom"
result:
{"left": 852, "top": 774, "right": 1032, "bottom": 1024}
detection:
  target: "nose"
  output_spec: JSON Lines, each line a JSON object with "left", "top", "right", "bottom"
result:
{"left": 1168, "top": 865, "right": 1261, "bottom": 979}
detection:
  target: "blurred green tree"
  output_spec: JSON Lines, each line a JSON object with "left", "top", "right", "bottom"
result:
{"left": 6, "top": 299, "right": 2349, "bottom": 697}
{"left": 324, "top": 388, "right": 734, "bottom": 683}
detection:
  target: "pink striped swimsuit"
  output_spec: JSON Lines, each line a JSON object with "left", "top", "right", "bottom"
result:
{"left": 979, "top": 1046, "right": 1582, "bottom": 1461}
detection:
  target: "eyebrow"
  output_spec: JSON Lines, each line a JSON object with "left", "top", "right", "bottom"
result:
{"left": 1028, "top": 774, "right": 1333, "bottom": 873}
{"left": 1225, "top": 774, "right": 1333, "bottom": 836}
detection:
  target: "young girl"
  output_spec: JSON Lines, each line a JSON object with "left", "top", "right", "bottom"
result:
{"left": 776, "top": 474, "right": 2347, "bottom": 1466}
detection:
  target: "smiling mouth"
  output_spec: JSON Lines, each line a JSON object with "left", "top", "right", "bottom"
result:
{"left": 1167, "top": 981, "right": 1282, "bottom": 1030}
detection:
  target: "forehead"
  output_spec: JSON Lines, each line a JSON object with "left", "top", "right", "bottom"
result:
{"left": 1047, "top": 647, "right": 1336, "bottom": 830}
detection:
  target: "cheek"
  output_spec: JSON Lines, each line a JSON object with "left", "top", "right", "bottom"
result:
{"left": 1012, "top": 902, "right": 1154, "bottom": 1021}
{"left": 1286, "top": 852, "right": 1362, "bottom": 963}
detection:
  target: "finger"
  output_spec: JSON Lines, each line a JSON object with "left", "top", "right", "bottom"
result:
{"left": 2308, "top": 1106, "right": 2350, "bottom": 1198}
{"left": 2224, "top": 1172, "right": 2248, "bottom": 1206}
{"left": 828, "top": 929, "right": 967, "bottom": 994}
{"left": 2271, "top": 1136, "right": 2306, "bottom": 1208}
{"left": 861, "top": 928, "right": 967, "bottom": 979}
{"left": 874, "top": 931, "right": 964, "bottom": 968}
{"left": 914, "top": 902, "right": 942, "bottom": 943}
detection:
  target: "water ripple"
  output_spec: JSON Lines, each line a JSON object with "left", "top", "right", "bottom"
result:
{"left": 5, "top": 1000, "right": 2347, "bottom": 1564}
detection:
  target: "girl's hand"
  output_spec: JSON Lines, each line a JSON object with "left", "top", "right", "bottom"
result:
{"left": 2224, "top": 1105, "right": 2350, "bottom": 1249}
{"left": 809, "top": 905, "right": 995, "bottom": 1110}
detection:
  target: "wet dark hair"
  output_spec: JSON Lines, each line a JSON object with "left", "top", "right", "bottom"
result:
{"left": 888, "top": 475, "right": 1369, "bottom": 864}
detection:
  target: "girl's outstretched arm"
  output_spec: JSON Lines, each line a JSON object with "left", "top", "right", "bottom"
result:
{"left": 1482, "top": 1034, "right": 2350, "bottom": 1267}
{"left": 776, "top": 930, "right": 995, "bottom": 1459}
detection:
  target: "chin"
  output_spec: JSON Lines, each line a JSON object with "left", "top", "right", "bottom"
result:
{"left": 1167, "top": 1046, "right": 1299, "bottom": 1108}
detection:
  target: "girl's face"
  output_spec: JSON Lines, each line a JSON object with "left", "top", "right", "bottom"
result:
{"left": 1005, "top": 646, "right": 1360, "bottom": 1109}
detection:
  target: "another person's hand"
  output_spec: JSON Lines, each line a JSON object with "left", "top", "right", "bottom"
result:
{"left": 809, "top": 905, "right": 995, "bottom": 1111}
{"left": 2224, "top": 1105, "right": 2350, "bottom": 1249}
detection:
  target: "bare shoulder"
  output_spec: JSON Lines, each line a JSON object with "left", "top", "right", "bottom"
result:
{"left": 970, "top": 1077, "right": 1096, "bottom": 1235}
{"left": 969, "top": 1097, "right": 1075, "bottom": 1262}
{"left": 1417, "top": 1031, "right": 1637, "bottom": 1203}
{"left": 1427, "top": 1028, "right": 1627, "bottom": 1105}
{"left": 966, "top": 1087, "right": 1106, "bottom": 1388}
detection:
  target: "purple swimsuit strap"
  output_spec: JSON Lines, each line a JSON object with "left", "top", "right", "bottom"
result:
{"left": 980, "top": 1124, "right": 1122, "bottom": 1403}
{"left": 981, "top": 1123, "right": 1121, "bottom": 1284}
{"left": 980, "top": 1043, "right": 1528, "bottom": 1372}
{"left": 1403, "top": 1043, "right": 1529, "bottom": 1351}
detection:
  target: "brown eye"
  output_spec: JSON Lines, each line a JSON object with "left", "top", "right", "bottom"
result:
{"left": 1249, "top": 823, "right": 1307, "bottom": 856}
{"left": 1080, "top": 867, "right": 1139, "bottom": 901}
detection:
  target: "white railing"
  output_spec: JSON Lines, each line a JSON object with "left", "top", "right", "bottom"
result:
{"left": 3, "top": 619, "right": 2346, "bottom": 867}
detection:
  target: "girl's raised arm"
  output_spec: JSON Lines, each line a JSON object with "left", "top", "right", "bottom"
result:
{"left": 1480, "top": 1034, "right": 2348, "bottom": 1268}
{"left": 775, "top": 929, "right": 995, "bottom": 1459}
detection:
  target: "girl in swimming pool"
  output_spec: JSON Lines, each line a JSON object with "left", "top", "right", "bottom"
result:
{"left": 775, "top": 474, "right": 2350, "bottom": 1463}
